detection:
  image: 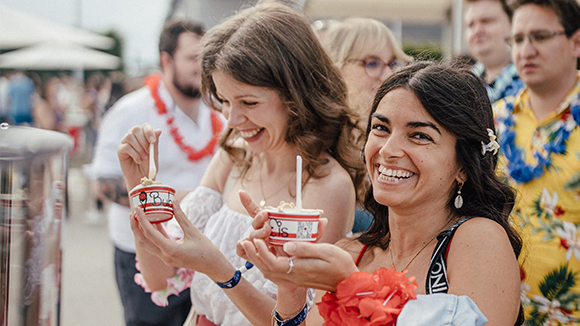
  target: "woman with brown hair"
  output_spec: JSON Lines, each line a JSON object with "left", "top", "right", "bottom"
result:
{"left": 239, "top": 62, "right": 524, "bottom": 325}
{"left": 116, "top": 1, "right": 365, "bottom": 325}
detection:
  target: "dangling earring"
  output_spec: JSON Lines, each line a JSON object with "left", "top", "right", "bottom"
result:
{"left": 454, "top": 181, "right": 464, "bottom": 209}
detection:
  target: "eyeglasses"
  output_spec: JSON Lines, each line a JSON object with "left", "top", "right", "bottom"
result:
{"left": 505, "top": 30, "right": 567, "bottom": 47}
{"left": 346, "top": 57, "right": 402, "bottom": 78}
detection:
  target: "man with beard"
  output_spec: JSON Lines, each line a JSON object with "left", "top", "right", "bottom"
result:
{"left": 88, "top": 20, "right": 225, "bottom": 326}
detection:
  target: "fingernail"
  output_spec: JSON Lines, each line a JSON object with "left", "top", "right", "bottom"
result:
{"left": 283, "top": 242, "right": 296, "bottom": 254}
{"left": 149, "top": 136, "right": 156, "bottom": 143}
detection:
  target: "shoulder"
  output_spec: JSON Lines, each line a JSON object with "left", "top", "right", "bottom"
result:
{"left": 310, "top": 154, "right": 354, "bottom": 192}
{"left": 449, "top": 218, "right": 514, "bottom": 257}
{"left": 105, "top": 87, "right": 151, "bottom": 115}
{"left": 446, "top": 217, "right": 519, "bottom": 284}
{"left": 199, "top": 148, "right": 236, "bottom": 193}
{"left": 303, "top": 155, "right": 355, "bottom": 214}
{"left": 445, "top": 218, "right": 521, "bottom": 324}
{"left": 99, "top": 88, "right": 154, "bottom": 132}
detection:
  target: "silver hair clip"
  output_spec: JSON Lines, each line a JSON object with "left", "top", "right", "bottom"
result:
{"left": 481, "top": 128, "right": 500, "bottom": 156}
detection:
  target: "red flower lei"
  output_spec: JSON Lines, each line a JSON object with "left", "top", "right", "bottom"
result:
{"left": 317, "top": 267, "right": 418, "bottom": 326}
{"left": 145, "top": 74, "right": 224, "bottom": 161}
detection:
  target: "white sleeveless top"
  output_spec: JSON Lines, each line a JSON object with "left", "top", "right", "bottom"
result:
{"left": 180, "top": 186, "right": 278, "bottom": 326}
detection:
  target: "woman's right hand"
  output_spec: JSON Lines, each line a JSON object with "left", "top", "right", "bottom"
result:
{"left": 117, "top": 123, "right": 162, "bottom": 190}
{"left": 235, "top": 190, "right": 355, "bottom": 292}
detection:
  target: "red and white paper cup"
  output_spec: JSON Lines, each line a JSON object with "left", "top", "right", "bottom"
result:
{"left": 130, "top": 184, "right": 175, "bottom": 223}
{"left": 267, "top": 209, "right": 320, "bottom": 246}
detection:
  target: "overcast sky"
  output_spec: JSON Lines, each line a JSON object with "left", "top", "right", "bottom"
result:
{"left": 0, "top": 0, "right": 170, "bottom": 72}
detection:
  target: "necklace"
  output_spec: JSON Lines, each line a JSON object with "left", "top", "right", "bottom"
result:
{"left": 495, "top": 89, "right": 580, "bottom": 184}
{"left": 389, "top": 218, "right": 455, "bottom": 272}
{"left": 145, "top": 74, "right": 224, "bottom": 161}
{"left": 258, "top": 159, "right": 294, "bottom": 207}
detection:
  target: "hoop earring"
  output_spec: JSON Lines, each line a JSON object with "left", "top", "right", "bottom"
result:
{"left": 454, "top": 181, "right": 464, "bottom": 209}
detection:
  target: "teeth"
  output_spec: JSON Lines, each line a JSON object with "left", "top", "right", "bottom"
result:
{"left": 239, "top": 128, "right": 263, "bottom": 138}
{"left": 378, "top": 165, "right": 413, "bottom": 180}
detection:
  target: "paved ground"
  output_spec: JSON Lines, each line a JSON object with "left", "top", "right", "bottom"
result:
{"left": 61, "top": 166, "right": 124, "bottom": 326}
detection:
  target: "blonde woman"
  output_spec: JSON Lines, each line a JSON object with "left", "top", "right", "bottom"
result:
{"left": 322, "top": 18, "right": 413, "bottom": 120}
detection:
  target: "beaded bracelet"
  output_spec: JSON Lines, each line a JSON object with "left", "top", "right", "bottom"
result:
{"left": 215, "top": 261, "right": 254, "bottom": 289}
{"left": 273, "top": 303, "right": 308, "bottom": 326}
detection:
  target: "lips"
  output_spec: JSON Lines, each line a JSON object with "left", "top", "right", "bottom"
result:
{"left": 520, "top": 62, "right": 538, "bottom": 73}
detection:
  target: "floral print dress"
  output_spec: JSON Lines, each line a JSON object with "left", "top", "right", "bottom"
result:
{"left": 493, "top": 73, "right": 580, "bottom": 325}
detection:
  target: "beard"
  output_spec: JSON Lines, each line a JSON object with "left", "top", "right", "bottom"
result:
{"left": 173, "top": 74, "right": 201, "bottom": 99}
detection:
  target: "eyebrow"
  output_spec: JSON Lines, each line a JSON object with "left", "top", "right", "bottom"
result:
{"left": 371, "top": 113, "right": 442, "bottom": 134}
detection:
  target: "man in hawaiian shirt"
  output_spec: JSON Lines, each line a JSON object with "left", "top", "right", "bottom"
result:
{"left": 493, "top": 0, "right": 580, "bottom": 322}
{"left": 465, "top": 0, "right": 524, "bottom": 103}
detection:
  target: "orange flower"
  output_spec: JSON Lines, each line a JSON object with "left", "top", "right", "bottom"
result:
{"left": 317, "top": 267, "right": 418, "bottom": 326}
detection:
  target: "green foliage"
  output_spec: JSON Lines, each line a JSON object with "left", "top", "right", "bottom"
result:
{"left": 403, "top": 43, "right": 443, "bottom": 62}
{"left": 538, "top": 265, "right": 577, "bottom": 301}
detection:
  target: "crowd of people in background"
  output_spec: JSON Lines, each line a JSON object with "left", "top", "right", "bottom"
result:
{"left": 0, "top": 69, "right": 128, "bottom": 159}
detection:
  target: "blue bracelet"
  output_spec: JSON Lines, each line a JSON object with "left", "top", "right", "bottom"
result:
{"left": 215, "top": 261, "right": 254, "bottom": 289}
{"left": 274, "top": 303, "right": 308, "bottom": 326}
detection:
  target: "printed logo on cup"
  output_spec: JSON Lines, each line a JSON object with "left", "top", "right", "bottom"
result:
{"left": 130, "top": 185, "right": 175, "bottom": 223}
{"left": 267, "top": 210, "right": 320, "bottom": 246}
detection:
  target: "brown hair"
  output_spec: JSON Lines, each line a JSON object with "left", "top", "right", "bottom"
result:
{"left": 159, "top": 20, "right": 205, "bottom": 57}
{"left": 200, "top": 1, "right": 366, "bottom": 201}
{"left": 509, "top": 0, "right": 580, "bottom": 36}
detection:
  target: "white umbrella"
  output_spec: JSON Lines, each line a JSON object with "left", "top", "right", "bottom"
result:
{"left": 0, "top": 4, "right": 114, "bottom": 50}
{"left": 0, "top": 41, "right": 121, "bottom": 70}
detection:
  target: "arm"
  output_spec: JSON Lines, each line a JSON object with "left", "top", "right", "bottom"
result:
{"left": 133, "top": 200, "right": 280, "bottom": 326}
{"left": 446, "top": 218, "right": 521, "bottom": 326}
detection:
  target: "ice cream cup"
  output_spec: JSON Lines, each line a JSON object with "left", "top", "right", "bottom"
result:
{"left": 267, "top": 209, "right": 320, "bottom": 246}
{"left": 129, "top": 184, "right": 175, "bottom": 223}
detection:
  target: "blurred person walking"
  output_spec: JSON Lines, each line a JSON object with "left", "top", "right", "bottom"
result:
{"left": 465, "top": 0, "right": 524, "bottom": 103}
{"left": 6, "top": 70, "right": 36, "bottom": 125}
{"left": 88, "top": 20, "right": 224, "bottom": 326}
{"left": 33, "top": 76, "right": 67, "bottom": 132}
{"left": 494, "top": 0, "right": 580, "bottom": 322}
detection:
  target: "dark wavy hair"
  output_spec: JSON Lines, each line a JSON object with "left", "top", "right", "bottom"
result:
{"left": 358, "top": 62, "right": 523, "bottom": 324}
{"left": 200, "top": 1, "right": 365, "bottom": 199}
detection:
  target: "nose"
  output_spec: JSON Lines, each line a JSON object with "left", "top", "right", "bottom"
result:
{"left": 378, "top": 133, "right": 404, "bottom": 159}
{"left": 518, "top": 36, "right": 538, "bottom": 59}
{"left": 380, "top": 65, "right": 394, "bottom": 82}
{"left": 224, "top": 104, "right": 246, "bottom": 129}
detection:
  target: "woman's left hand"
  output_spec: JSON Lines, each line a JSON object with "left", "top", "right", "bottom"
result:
{"left": 132, "top": 199, "right": 234, "bottom": 280}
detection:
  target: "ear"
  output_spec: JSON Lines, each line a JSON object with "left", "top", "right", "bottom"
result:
{"left": 571, "top": 29, "right": 580, "bottom": 58}
{"left": 456, "top": 168, "right": 467, "bottom": 184}
{"left": 159, "top": 51, "right": 173, "bottom": 73}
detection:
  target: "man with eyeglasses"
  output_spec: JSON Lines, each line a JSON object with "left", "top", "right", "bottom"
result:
{"left": 465, "top": 0, "right": 524, "bottom": 103}
{"left": 493, "top": 0, "right": 580, "bottom": 322}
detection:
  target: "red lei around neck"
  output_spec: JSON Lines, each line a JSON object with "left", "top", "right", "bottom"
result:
{"left": 145, "top": 74, "right": 223, "bottom": 161}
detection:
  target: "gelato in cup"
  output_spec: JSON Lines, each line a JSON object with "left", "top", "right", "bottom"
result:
{"left": 267, "top": 201, "right": 322, "bottom": 246}
{"left": 129, "top": 177, "right": 175, "bottom": 223}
